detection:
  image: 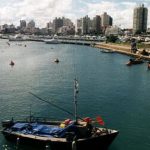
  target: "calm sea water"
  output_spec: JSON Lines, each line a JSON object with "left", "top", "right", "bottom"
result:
{"left": 0, "top": 39, "right": 150, "bottom": 150}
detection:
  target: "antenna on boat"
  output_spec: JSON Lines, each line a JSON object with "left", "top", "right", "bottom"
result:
{"left": 29, "top": 104, "right": 32, "bottom": 122}
{"left": 29, "top": 92, "right": 84, "bottom": 121}
{"left": 29, "top": 92, "right": 75, "bottom": 117}
{"left": 74, "top": 78, "right": 79, "bottom": 123}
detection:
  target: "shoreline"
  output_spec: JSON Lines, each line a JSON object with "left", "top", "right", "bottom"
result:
{"left": 2, "top": 36, "right": 150, "bottom": 60}
{"left": 94, "top": 42, "right": 150, "bottom": 61}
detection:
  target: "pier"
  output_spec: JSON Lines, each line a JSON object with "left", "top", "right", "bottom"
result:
{"left": 58, "top": 39, "right": 96, "bottom": 46}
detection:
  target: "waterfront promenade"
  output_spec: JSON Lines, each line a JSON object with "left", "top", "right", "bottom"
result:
{"left": 95, "top": 42, "right": 150, "bottom": 60}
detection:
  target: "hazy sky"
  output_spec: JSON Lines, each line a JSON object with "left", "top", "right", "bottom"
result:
{"left": 0, "top": 0, "right": 150, "bottom": 28}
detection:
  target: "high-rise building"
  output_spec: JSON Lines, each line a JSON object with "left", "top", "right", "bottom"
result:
{"left": 62, "top": 17, "right": 74, "bottom": 27}
{"left": 27, "top": 20, "right": 35, "bottom": 28}
{"left": 101, "top": 12, "right": 113, "bottom": 34}
{"left": 52, "top": 17, "right": 75, "bottom": 35}
{"left": 47, "top": 21, "right": 53, "bottom": 29}
{"left": 101, "top": 12, "right": 113, "bottom": 27}
{"left": 20, "top": 20, "right": 26, "bottom": 29}
{"left": 76, "top": 18, "right": 82, "bottom": 35}
{"left": 52, "top": 17, "right": 63, "bottom": 33}
{"left": 133, "top": 4, "right": 148, "bottom": 34}
{"left": 82, "top": 15, "right": 90, "bottom": 35}
{"left": 92, "top": 15, "right": 101, "bottom": 35}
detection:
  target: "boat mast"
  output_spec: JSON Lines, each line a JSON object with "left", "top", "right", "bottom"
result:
{"left": 74, "top": 78, "right": 79, "bottom": 123}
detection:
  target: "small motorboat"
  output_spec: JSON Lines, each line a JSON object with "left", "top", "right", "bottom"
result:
{"left": 54, "top": 58, "right": 59, "bottom": 63}
{"left": 9, "top": 61, "right": 15, "bottom": 66}
{"left": 126, "top": 58, "right": 144, "bottom": 66}
{"left": 100, "top": 49, "right": 115, "bottom": 53}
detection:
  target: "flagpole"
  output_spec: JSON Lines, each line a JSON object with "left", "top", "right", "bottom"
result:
{"left": 74, "top": 78, "right": 79, "bottom": 123}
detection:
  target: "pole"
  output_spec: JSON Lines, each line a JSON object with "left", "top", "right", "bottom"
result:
{"left": 74, "top": 78, "right": 79, "bottom": 123}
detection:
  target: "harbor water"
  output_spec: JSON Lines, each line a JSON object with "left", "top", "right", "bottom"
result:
{"left": 0, "top": 39, "right": 150, "bottom": 150}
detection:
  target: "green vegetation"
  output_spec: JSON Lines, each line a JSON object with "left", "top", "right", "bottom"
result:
{"left": 108, "top": 40, "right": 150, "bottom": 49}
{"left": 136, "top": 43, "right": 150, "bottom": 49}
{"left": 106, "top": 35, "right": 118, "bottom": 43}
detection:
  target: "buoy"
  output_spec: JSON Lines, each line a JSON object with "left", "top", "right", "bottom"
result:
{"left": 10, "top": 61, "right": 15, "bottom": 66}
{"left": 54, "top": 58, "right": 59, "bottom": 63}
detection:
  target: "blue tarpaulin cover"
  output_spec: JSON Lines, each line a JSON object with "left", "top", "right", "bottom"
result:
{"left": 11, "top": 122, "right": 77, "bottom": 137}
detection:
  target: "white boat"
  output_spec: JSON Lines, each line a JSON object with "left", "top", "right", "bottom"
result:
{"left": 45, "top": 39, "right": 61, "bottom": 44}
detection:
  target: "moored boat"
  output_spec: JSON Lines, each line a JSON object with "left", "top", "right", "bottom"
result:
{"left": 126, "top": 58, "right": 144, "bottom": 66}
{"left": 2, "top": 119, "right": 118, "bottom": 150}
{"left": 100, "top": 49, "right": 115, "bottom": 53}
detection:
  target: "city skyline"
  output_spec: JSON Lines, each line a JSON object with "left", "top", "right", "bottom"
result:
{"left": 0, "top": 0, "right": 150, "bottom": 28}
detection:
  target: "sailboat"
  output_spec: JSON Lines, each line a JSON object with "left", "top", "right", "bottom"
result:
{"left": 1, "top": 79, "right": 119, "bottom": 150}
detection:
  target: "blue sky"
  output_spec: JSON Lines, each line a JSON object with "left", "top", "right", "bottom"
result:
{"left": 0, "top": 0, "right": 150, "bottom": 28}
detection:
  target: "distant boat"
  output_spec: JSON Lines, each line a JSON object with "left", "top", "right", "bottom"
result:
{"left": 9, "top": 61, "right": 15, "bottom": 66}
{"left": 45, "top": 39, "right": 61, "bottom": 44}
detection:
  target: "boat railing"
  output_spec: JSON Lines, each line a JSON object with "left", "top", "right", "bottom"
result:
{"left": 22, "top": 116, "right": 63, "bottom": 125}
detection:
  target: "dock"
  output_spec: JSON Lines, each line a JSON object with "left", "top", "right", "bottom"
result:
{"left": 59, "top": 39, "right": 96, "bottom": 46}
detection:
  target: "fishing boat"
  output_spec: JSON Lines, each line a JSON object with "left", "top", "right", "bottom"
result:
{"left": 1, "top": 79, "right": 119, "bottom": 150}
{"left": 126, "top": 58, "right": 144, "bottom": 66}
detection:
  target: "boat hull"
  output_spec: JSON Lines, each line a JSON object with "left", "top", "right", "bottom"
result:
{"left": 45, "top": 39, "right": 61, "bottom": 44}
{"left": 2, "top": 129, "right": 118, "bottom": 150}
